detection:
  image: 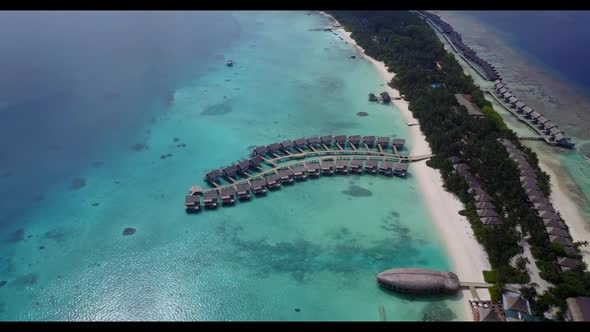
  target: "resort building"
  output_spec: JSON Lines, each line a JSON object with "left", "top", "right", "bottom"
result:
{"left": 565, "top": 297, "right": 590, "bottom": 321}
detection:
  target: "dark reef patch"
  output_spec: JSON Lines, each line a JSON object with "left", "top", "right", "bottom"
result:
{"left": 0, "top": 281, "right": 6, "bottom": 288}
{"left": 39, "top": 246, "right": 45, "bottom": 250}
{"left": 421, "top": 302, "right": 457, "bottom": 321}
{"left": 176, "top": 143, "right": 187, "bottom": 148}
{"left": 201, "top": 100, "right": 232, "bottom": 116}
{"left": 160, "top": 155, "right": 167, "bottom": 160}
{"left": 390, "top": 211, "right": 400, "bottom": 218}
{"left": 166, "top": 153, "right": 173, "bottom": 158}
{"left": 91, "top": 202, "right": 100, "bottom": 207}
{"left": 34, "top": 194, "right": 44, "bottom": 202}
{"left": 341, "top": 185, "right": 372, "bottom": 197}
{"left": 6, "top": 228, "right": 25, "bottom": 243}
{"left": 131, "top": 143, "right": 147, "bottom": 151}
{"left": 69, "top": 178, "right": 86, "bottom": 191}
{"left": 123, "top": 228, "right": 136, "bottom": 236}
{"left": 173, "top": 137, "right": 180, "bottom": 142}
{"left": 43, "top": 227, "right": 71, "bottom": 243}
{"left": 92, "top": 161, "right": 105, "bottom": 168}
{"left": 295, "top": 308, "right": 301, "bottom": 312}
{"left": 1, "top": 171, "right": 12, "bottom": 178}
{"left": 12, "top": 273, "right": 38, "bottom": 287}
{"left": 356, "top": 112, "right": 369, "bottom": 117}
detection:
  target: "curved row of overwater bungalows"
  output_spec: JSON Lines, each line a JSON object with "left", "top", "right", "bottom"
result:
{"left": 185, "top": 135, "right": 408, "bottom": 212}
{"left": 494, "top": 81, "right": 575, "bottom": 148}
{"left": 415, "top": 11, "right": 500, "bottom": 81}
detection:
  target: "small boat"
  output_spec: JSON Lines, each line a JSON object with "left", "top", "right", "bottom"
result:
{"left": 227, "top": 60, "right": 234, "bottom": 67}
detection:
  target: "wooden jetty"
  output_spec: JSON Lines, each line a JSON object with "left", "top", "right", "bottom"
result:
{"left": 186, "top": 135, "right": 432, "bottom": 212}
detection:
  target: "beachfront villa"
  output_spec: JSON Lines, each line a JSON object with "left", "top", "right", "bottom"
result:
{"left": 565, "top": 297, "right": 590, "bottom": 321}
{"left": 502, "top": 291, "right": 532, "bottom": 321}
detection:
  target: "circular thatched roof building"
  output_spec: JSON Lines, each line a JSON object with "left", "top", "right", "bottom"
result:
{"left": 376, "top": 268, "right": 460, "bottom": 295}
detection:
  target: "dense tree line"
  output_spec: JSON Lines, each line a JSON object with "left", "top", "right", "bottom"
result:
{"left": 329, "top": 10, "right": 590, "bottom": 318}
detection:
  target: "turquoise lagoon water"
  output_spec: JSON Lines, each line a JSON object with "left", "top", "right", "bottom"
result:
{"left": 0, "top": 11, "right": 462, "bottom": 321}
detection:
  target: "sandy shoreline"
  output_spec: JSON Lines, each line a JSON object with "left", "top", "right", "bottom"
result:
{"left": 319, "top": 11, "right": 491, "bottom": 321}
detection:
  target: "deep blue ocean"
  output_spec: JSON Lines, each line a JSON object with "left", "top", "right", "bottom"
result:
{"left": 465, "top": 11, "right": 590, "bottom": 95}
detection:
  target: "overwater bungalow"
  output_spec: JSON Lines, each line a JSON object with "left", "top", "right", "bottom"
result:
{"left": 320, "top": 160, "right": 335, "bottom": 175}
{"left": 379, "top": 161, "right": 394, "bottom": 176}
{"left": 278, "top": 168, "right": 294, "bottom": 184}
{"left": 203, "top": 191, "right": 219, "bottom": 209}
{"left": 521, "top": 106, "right": 534, "bottom": 115}
{"left": 320, "top": 135, "right": 334, "bottom": 146}
{"left": 477, "top": 209, "right": 499, "bottom": 218}
{"left": 294, "top": 138, "right": 307, "bottom": 149}
{"left": 502, "top": 92, "right": 513, "bottom": 102}
{"left": 265, "top": 173, "right": 281, "bottom": 190}
{"left": 494, "top": 79, "right": 502, "bottom": 85}
{"left": 185, "top": 194, "right": 200, "bottom": 212}
{"left": 376, "top": 268, "right": 460, "bottom": 295}
{"left": 546, "top": 227, "right": 570, "bottom": 237}
{"left": 508, "top": 96, "right": 518, "bottom": 107}
{"left": 291, "top": 165, "right": 307, "bottom": 180}
{"left": 369, "top": 93, "right": 378, "bottom": 102}
{"left": 515, "top": 101, "right": 526, "bottom": 109}
{"left": 266, "top": 143, "right": 282, "bottom": 155}
{"left": 529, "top": 111, "right": 541, "bottom": 122}
{"left": 306, "top": 136, "right": 320, "bottom": 147}
{"left": 497, "top": 88, "right": 508, "bottom": 96}
{"left": 549, "top": 126, "right": 563, "bottom": 136}
{"left": 363, "top": 136, "right": 376, "bottom": 147}
{"left": 392, "top": 138, "right": 406, "bottom": 150}
{"left": 481, "top": 217, "right": 503, "bottom": 225}
{"left": 306, "top": 162, "right": 321, "bottom": 177}
{"left": 544, "top": 218, "right": 566, "bottom": 229}
{"left": 205, "top": 169, "right": 222, "bottom": 183}
{"left": 495, "top": 82, "right": 504, "bottom": 90}
{"left": 535, "top": 116, "right": 549, "bottom": 126}
{"left": 348, "top": 135, "right": 362, "bottom": 147}
{"left": 220, "top": 187, "right": 236, "bottom": 205}
{"left": 335, "top": 159, "right": 348, "bottom": 174}
{"left": 251, "top": 145, "right": 267, "bottom": 157}
{"left": 249, "top": 155, "right": 263, "bottom": 168}
{"left": 393, "top": 162, "right": 409, "bottom": 177}
{"left": 378, "top": 136, "right": 390, "bottom": 148}
{"left": 552, "top": 132, "right": 565, "bottom": 142}
{"left": 380, "top": 91, "right": 391, "bottom": 103}
{"left": 549, "top": 235, "right": 574, "bottom": 247}
{"left": 364, "top": 159, "right": 378, "bottom": 174}
{"left": 280, "top": 140, "right": 294, "bottom": 151}
{"left": 558, "top": 257, "right": 581, "bottom": 272}
{"left": 250, "top": 178, "right": 267, "bottom": 195}
{"left": 542, "top": 121, "right": 555, "bottom": 131}
{"left": 235, "top": 182, "right": 252, "bottom": 200}
{"left": 335, "top": 135, "right": 347, "bottom": 146}
{"left": 222, "top": 165, "right": 238, "bottom": 179}
{"left": 349, "top": 159, "right": 363, "bottom": 174}
{"left": 237, "top": 160, "right": 252, "bottom": 174}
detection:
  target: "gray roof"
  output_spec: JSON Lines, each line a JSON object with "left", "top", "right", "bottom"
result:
{"left": 529, "top": 111, "right": 541, "bottom": 119}
{"left": 394, "top": 162, "right": 409, "bottom": 171}
{"left": 477, "top": 308, "right": 502, "bottom": 321}
{"left": 203, "top": 191, "right": 218, "bottom": 200}
{"left": 502, "top": 292, "right": 531, "bottom": 314}
{"left": 554, "top": 133, "right": 566, "bottom": 141}
{"left": 476, "top": 201, "right": 496, "bottom": 210}
{"left": 543, "top": 121, "right": 555, "bottom": 129}
{"left": 250, "top": 178, "right": 266, "bottom": 188}
{"left": 559, "top": 257, "right": 581, "bottom": 269}
{"left": 477, "top": 209, "right": 499, "bottom": 217}
{"left": 475, "top": 194, "right": 493, "bottom": 202}
{"left": 481, "top": 217, "right": 503, "bottom": 225}
{"left": 522, "top": 106, "right": 534, "bottom": 114}
{"left": 365, "top": 159, "right": 379, "bottom": 167}
{"left": 536, "top": 116, "right": 548, "bottom": 124}
{"left": 550, "top": 127, "right": 562, "bottom": 135}
{"left": 546, "top": 227, "right": 569, "bottom": 237}
{"left": 538, "top": 211, "right": 559, "bottom": 220}
{"left": 508, "top": 96, "right": 518, "bottom": 103}
{"left": 566, "top": 297, "right": 590, "bottom": 321}
{"left": 549, "top": 235, "right": 573, "bottom": 247}
{"left": 543, "top": 219, "right": 566, "bottom": 229}
{"left": 533, "top": 203, "right": 555, "bottom": 212}
{"left": 305, "top": 162, "right": 320, "bottom": 170}
{"left": 350, "top": 159, "right": 363, "bottom": 167}
{"left": 515, "top": 101, "right": 526, "bottom": 109}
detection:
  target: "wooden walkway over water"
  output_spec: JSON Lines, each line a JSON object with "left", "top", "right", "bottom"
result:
{"left": 191, "top": 150, "right": 433, "bottom": 196}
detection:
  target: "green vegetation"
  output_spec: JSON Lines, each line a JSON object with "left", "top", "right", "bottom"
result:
{"left": 483, "top": 270, "right": 498, "bottom": 283}
{"left": 489, "top": 284, "right": 503, "bottom": 302}
{"left": 328, "top": 10, "right": 590, "bottom": 318}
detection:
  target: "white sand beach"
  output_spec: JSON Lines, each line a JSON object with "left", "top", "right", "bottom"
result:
{"left": 319, "top": 11, "right": 492, "bottom": 320}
